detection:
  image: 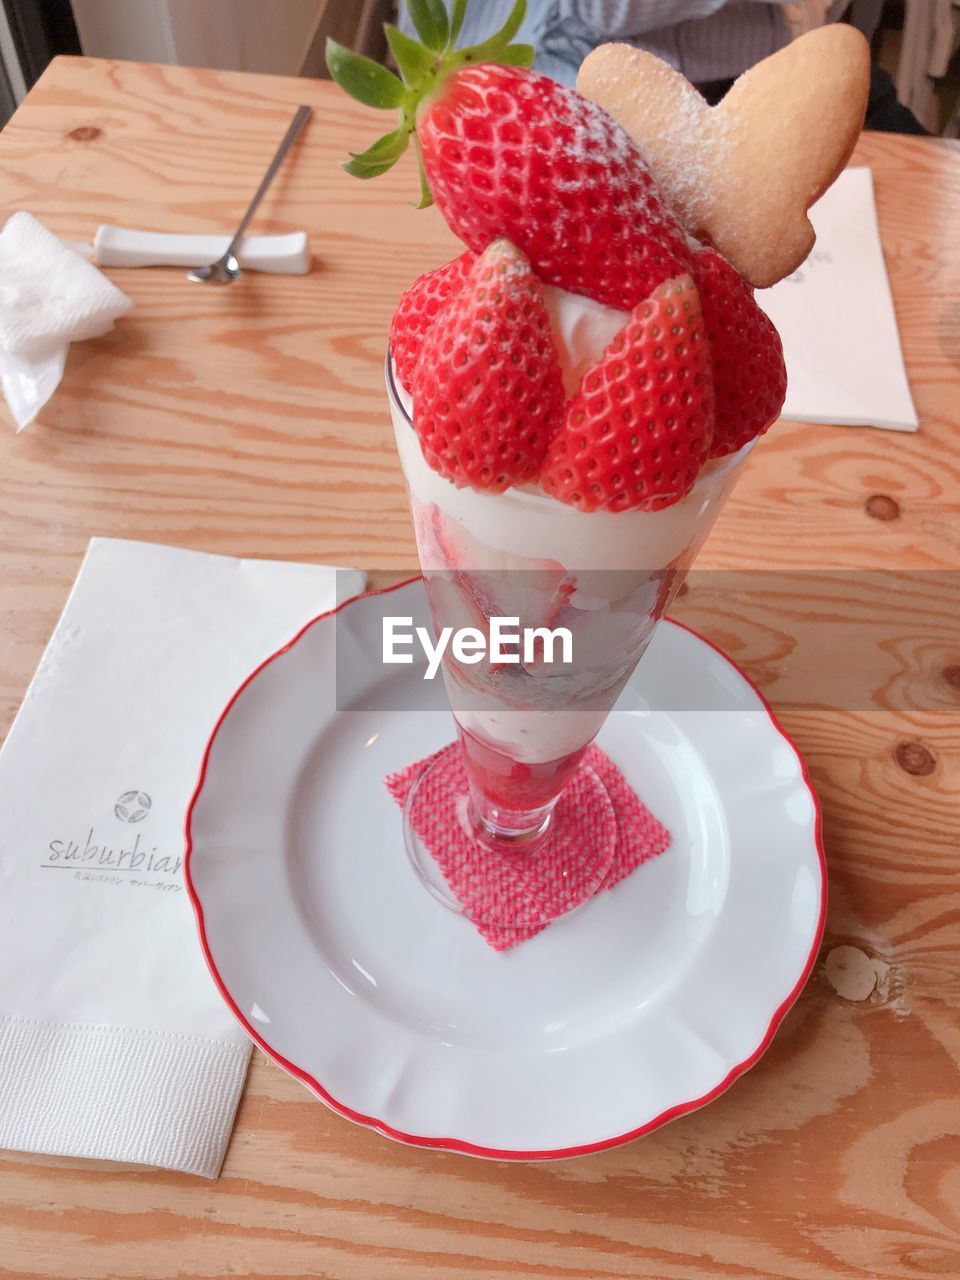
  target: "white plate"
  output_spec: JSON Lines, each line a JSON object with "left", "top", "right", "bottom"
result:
{"left": 186, "top": 579, "right": 825, "bottom": 1160}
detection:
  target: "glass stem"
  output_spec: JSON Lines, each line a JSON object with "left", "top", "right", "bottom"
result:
{"left": 466, "top": 784, "right": 559, "bottom": 853}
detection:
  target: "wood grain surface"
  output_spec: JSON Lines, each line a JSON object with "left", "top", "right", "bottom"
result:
{"left": 0, "top": 56, "right": 959, "bottom": 1280}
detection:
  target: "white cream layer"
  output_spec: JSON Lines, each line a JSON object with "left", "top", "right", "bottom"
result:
{"left": 393, "top": 385, "right": 742, "bottom": 572}
{"left": 542, "top": 284, "right": 629, "bottom": 396}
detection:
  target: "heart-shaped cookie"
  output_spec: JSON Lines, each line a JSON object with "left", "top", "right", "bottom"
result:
{"left": 577, "top": 25, "right": 870, "bottom": 288}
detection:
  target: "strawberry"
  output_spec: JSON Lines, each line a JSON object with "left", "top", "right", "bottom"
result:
{"left": 390, "top": 250, "right": 474, "bottom": 391}
{"left": 417, "top": 64, "right": 691, "bottom": 311}
{"left": 540, "top": 275, "right": 714, "bottom": 513}
{"left": 327, "top": 3, "right": 690, "bottom": 310}
{"left": 691, "top": 247, "right": 787, "bottom": 458}
{"left": 411, "top": 239, "right": 564, "bottom": 492}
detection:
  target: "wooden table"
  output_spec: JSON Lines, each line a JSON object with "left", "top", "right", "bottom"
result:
{"left": 1, "top": 56, "right": 959, "bottom": 1280}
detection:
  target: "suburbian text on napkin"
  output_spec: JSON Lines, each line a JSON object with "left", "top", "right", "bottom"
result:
{"left": 43, "top": 824, "right": 183, "bottom": 888}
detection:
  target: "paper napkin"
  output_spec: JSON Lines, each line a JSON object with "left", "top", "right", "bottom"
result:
{"left": 0, "top": 539, "right": 364, "bottom": 1177}
{"left": 757, "top": 167, "right": 918, "bottom": 431}
{"left": 0, "top": 212, "right": 133, "bottom": 431}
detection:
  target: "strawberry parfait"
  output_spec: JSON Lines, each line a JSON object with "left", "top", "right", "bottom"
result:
{"left": 329, "top": 0, "right": 788, "bottom": 915}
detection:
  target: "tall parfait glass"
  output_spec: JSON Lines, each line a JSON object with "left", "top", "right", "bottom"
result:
{"left": 387, "top": 357, "right": 753, "bottom": 923}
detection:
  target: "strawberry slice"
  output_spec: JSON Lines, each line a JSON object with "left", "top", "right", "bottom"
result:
{"left": 418, "top": 65, "right": 691, "bottom": 312}
{"left": 412, "top": 239, "right": 564, "bottom": 492}
{"left": 540, "top": 275, "right": 714, "bottom": 513}
{"left": 691, "top": 247, "right": 787, "bottom": 458}
{"left": 390, "top": 250, "right": 474, "bottom": 392}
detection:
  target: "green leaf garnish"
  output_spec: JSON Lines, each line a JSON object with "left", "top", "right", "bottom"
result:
{"left": 385, "top": 23, "right": 437, "bottom": 87}
{"left": 457, "top": 0, "right": 528, "bottom": 65}
{"left": 344, "top": 126, "right": 412, "bottom": 178}
{"left": 414, "top": 140, "right": 434, "bottom": 209}
{"left": 404, "top": 0, "right": 448, "bottom": 51}
{"left": 449, "top": 0, "right": 468, "bottom": 46}
{"left": 465, "top": 0, "right": 527, "bottom": 52}
{"left": 488, "top": 43, "right": 535, "bottom": 68}
{"left": 482, "top": 0, "right": 526, "bottom": 48}
{"left": 344, "top": 156, "right": 402, "bottom": 180}
{"left": 325, "top": 39, "right": 405, "bottom": 108}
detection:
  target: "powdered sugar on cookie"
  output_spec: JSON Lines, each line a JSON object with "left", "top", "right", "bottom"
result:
{"left": 578, "top": 28, "right": 870, "bottom": 287}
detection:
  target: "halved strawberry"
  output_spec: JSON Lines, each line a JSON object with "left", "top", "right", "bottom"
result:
{"left": 540, "top": 275, "right": 714, "bottom": 513}
{"left": 411, "top": 239, "right": 564, "bottom": 492}
{"left": 691, "top": 247, "right": 787, "bottom": 458}
{"left": 390, "top": 250, "right": 474, "bottom": 391}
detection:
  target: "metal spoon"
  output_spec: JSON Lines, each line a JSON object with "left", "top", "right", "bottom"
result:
{"left": 188, "top": 104, "right": 312, "bottom": 284}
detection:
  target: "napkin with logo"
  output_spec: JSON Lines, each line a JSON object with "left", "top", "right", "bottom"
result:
{"left": 757, "top": 167, "right": 918, "bottom": 431}
{"left": 0, "top": 211, "right": 133, "bottom": 431}
{"left": 0, "top": 538, "right": 364, "bottom": 1177}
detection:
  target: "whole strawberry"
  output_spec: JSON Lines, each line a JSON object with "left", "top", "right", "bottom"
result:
{"left": 327, "top": 2, "right": 690, "bottom": 310}
{"left": 390, "top": 250, "right": 474, "bottom": 391}
{"left": 691, "top": 247, "right": 787, "bottom": 457}
{"left": 412, "top": 239, "right": 564, "bottom": 491}
{"left": 418, "top": 63, "right": 691, "bottom": 310}
{"left": 540, "top": 275, "right": 714, "bottom": 513}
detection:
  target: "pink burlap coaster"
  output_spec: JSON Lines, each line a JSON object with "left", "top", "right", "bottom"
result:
{"left": 386, "top": 742, "right": 670, "bottom": 950}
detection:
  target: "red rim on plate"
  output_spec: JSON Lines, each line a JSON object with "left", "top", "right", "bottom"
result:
{"left": 184, "top": 578, "right": 827, "bottom": 1161}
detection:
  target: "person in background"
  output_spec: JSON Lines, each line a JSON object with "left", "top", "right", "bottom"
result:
{"left": 400, "top": 0, "right": 927, "bottom": 133}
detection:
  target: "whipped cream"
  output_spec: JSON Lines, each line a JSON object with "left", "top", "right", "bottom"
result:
{"left": 542, "top": 285, "right": 629, "bottom": 396}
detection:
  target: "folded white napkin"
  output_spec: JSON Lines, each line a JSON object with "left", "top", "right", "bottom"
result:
{"left": 0, "top": 538, "right": 365, "bottom": 1177}
{"left": 758, "top": 167, "right": 918, "bottom": 431}
{"left": 0, "top": 212, "right": 133, "bottom": 431}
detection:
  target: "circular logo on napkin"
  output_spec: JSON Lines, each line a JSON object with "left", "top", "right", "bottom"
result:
{"left": 115, "top": 790, "right": 152, "bottom": 823}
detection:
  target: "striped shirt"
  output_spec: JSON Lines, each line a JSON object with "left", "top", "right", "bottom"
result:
{"left": 399, "top": 1, "right": 843, "bottom": 86}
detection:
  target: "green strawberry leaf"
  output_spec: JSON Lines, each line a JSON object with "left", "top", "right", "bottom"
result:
{"left": 457, "top": 1, "right": 528, "bottom": 65}
{"left": 426, "top": 0, "right": 451, "bottom": 44}
{"left": 347, "top": 126, "right": 411, "bottom": 168}
{"left": 414, "top": 140, "right": 434, "bottom": 209}
{"left": 326, "top": 39, "right": 406, "bottom": 108}
{"left": 385, "top": 23, "right": 436, "bottom": 86}
{"left": 490, "top": 0, "right": 527, "bottom": 49}
{"left": 492, "top": 42, "right": 535, "bottom": 67}
{"left": 344, "top": 154, "right": 402, "bottom": 179}
{"left": 404, "top": 0, "right": 448, "bottom": 51}
{"left": 449, "top": 0, "right": 468, "bottom": 46}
